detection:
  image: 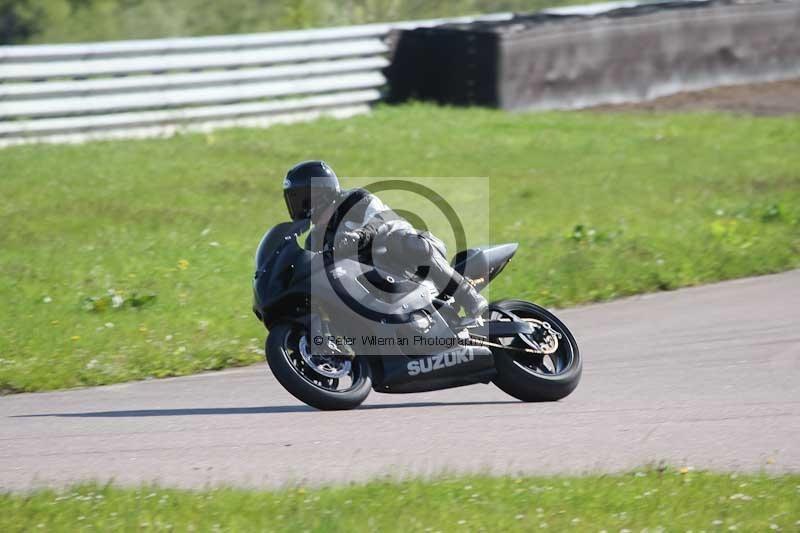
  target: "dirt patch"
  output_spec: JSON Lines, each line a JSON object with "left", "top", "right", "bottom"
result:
{"left": 591, "top": 79, "right": 800, "bottom": 115}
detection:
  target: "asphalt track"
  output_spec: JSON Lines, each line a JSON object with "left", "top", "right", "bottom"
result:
{"left": 2, "top": 271, "right": 798, "bottom": 490}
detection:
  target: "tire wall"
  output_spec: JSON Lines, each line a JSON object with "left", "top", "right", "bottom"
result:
{"left": 386, "top": 28, "right": 500, "bottom": 106}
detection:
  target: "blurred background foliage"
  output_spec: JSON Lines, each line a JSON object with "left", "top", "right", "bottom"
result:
{"left": 0, "top": 0, "right": 586, "bottom": 45}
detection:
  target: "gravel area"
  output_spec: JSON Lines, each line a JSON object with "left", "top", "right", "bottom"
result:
{"left": 592, "top": 79, "right": 800, "bottom": 115}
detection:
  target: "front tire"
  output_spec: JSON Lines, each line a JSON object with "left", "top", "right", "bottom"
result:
{"left": 489, "top": 300, "right": 582, "bottom": 402}
{"left": 266, "top": 323, "right": 372, "bottom": 410}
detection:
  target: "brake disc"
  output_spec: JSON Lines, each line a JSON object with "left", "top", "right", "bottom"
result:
{"left": 298, "top": 336, "right": 352, "bottom": 379}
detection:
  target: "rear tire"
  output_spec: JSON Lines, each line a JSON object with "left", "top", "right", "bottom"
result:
{"left": 267, "top": 323, "right": 372, "bottom": 410}
{"left": 490, "top": 300, "right": 582, "bottom": 402}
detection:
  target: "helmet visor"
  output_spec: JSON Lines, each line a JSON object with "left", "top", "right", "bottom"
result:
{"left": 284, "top": 187, "right": 311, "bottom": 220}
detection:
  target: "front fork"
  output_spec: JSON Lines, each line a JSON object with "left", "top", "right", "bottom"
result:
{"left": 308, "top": 312, "right": 355, "bottom": 358}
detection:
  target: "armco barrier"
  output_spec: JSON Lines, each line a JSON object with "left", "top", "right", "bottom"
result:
{"left": 387, "top": 0, "right": 800, "bottom": 110}
{"left": 0, "top": 13, "right": 515, "bottom": 147}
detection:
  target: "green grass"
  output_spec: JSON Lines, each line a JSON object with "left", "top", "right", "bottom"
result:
{"left": 1, "top": 104, "right": 799, "bottom": 393}
{"left": 1, "top": 470, "right": 798, "bottom": 531}
{"left": 5, "top": 0, "right": 602, "bottom": 45}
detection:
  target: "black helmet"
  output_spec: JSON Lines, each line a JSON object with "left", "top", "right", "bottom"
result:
{"left": 282, "top": 160, "right": 340, "bottom": 220}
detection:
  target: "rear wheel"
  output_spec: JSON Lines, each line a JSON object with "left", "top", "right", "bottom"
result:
{"left": 266, "top": 323, "right": 372, "bottom": 410}
{"left": 489, "top": 300, "right": 581, "bottom": 402}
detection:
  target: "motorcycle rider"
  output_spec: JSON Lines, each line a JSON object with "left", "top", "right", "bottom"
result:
{"left": 282, "top": 160, "right": 488, "bottom": 319}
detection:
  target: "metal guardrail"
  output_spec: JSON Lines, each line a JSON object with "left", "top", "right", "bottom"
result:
{"left": 0, "top": 14, "right": 517, "bottom": 147}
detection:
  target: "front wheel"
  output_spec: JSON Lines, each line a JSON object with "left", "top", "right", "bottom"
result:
{"left": 266, "top": 323, "right": 372, "bottom": 410}
{"left": 489, "top": 300, "right": 582, "bottom": 402}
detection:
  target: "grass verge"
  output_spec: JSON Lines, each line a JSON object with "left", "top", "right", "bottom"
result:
{"left": 13, "top": 0, "right": 605, "bottom": 45}
{"left": 1, "top": 104, "right": 799, "bottom": 392}
{"left": 1, "top": 470, "right": 798, "bottom": 531}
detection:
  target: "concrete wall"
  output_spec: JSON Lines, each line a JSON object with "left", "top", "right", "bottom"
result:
{"left": 386, "top": 1, "right": 800, "bottom": 110}
{"left": 499, "top": 1, "right": 800, "bottom": 109}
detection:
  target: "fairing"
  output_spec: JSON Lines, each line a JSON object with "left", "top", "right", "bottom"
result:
{"left": 253, "top": 219, "right": 312, "bottom": 327}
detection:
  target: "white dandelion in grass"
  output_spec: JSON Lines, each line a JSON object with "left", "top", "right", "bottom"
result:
{"left": 111, "top": 295, "right": 124, "bottom": 308}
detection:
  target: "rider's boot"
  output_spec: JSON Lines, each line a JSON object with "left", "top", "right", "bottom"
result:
{"left": 452, "top": 279, "right": 489, "bottom": 317}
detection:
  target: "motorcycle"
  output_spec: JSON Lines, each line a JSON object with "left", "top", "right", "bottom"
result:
{"left": 252, "top": 218, "right": 581, "bottom": 410}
